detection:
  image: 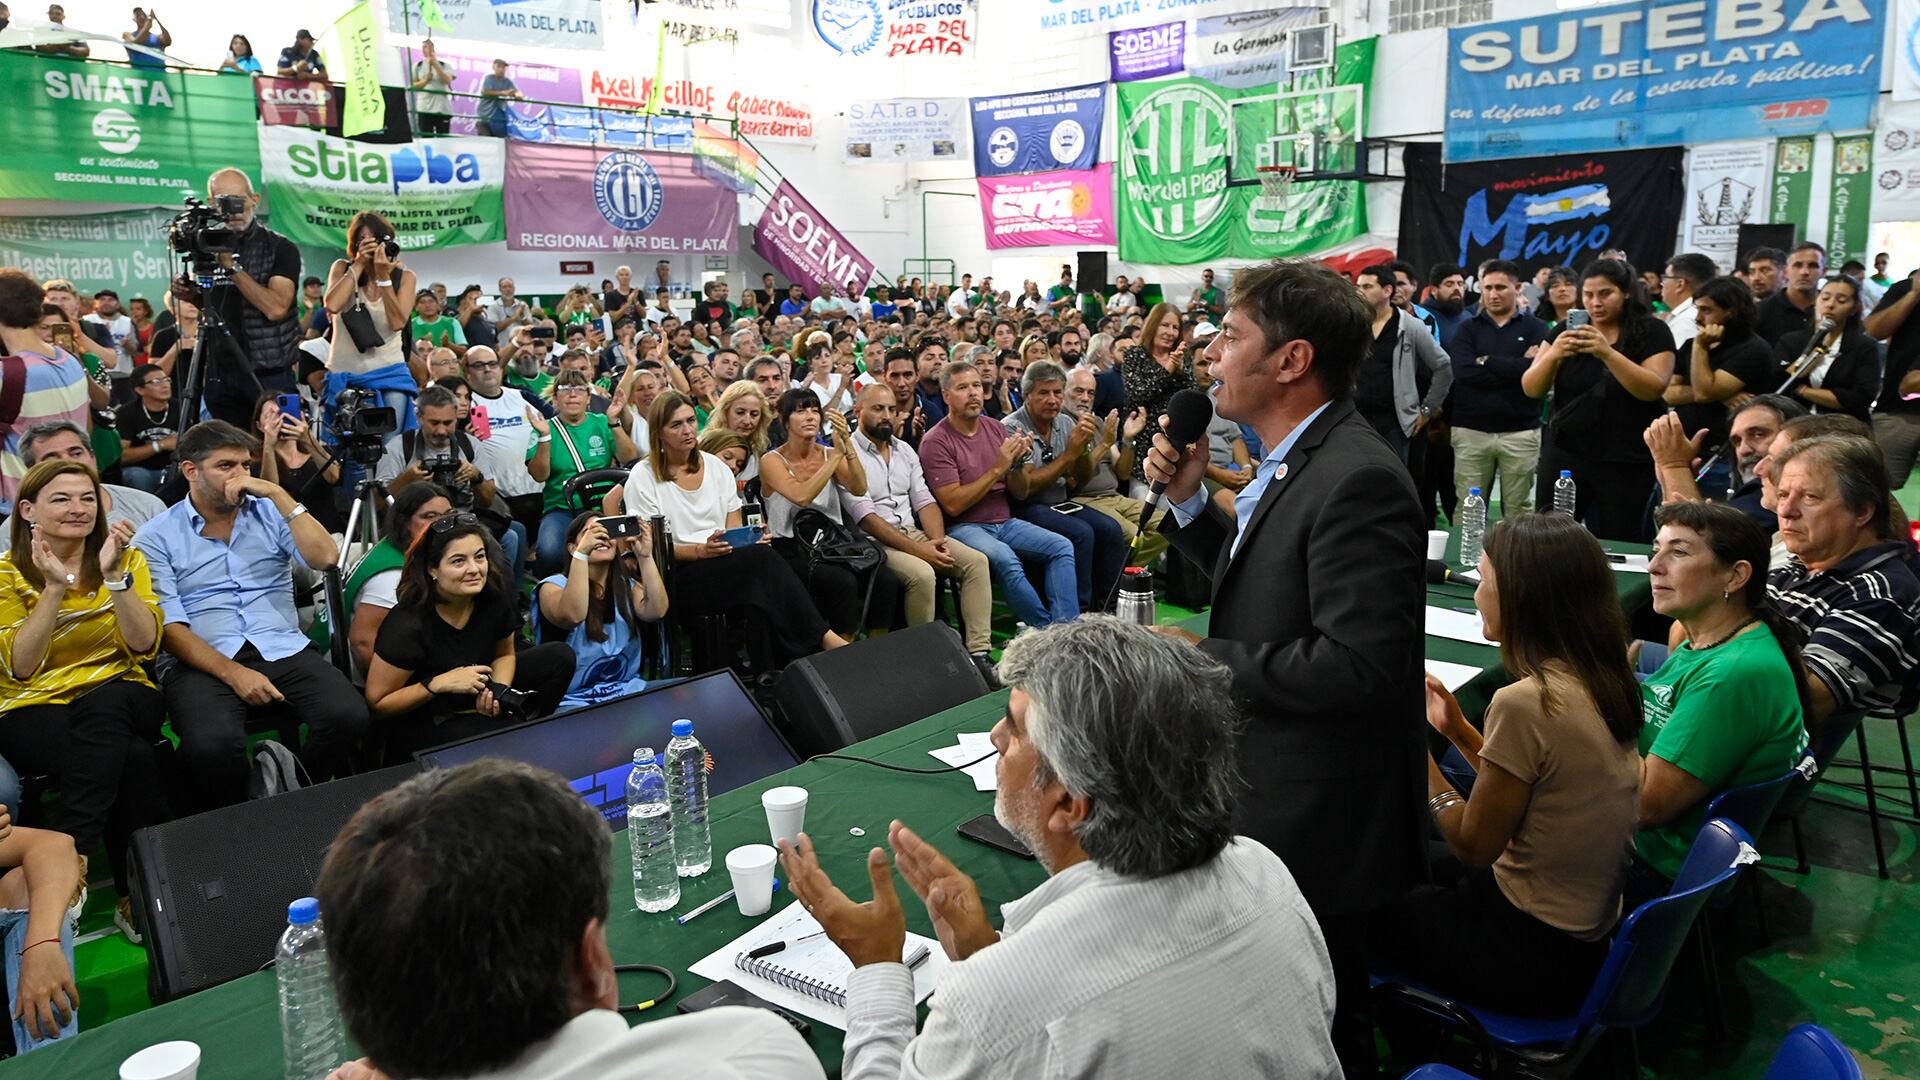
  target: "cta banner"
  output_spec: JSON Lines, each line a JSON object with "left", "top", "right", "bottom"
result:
{"left": 1397, "top": 144, "right": 1686, "bottom": 279}
{"left": 387, "top": 0, "right": 603, "bottom": 50}
{"left": 255, "top": 76, "right": 338, "bottom": 127}
{"left": 1827, "top": 134, "right": 1873, "bottom": 264}
{"left": 844, "top": 98, "right": 964, "bottom": 163}
{"left": 970, "top": 82, "right": 1104, "bottom": 178}
{"left": 0, "top": 53, "right": 262, "bottom": 204}
{"left": 503, "top": 143, "right": 736, "bottom": 254}
{"left": 1445, "top": 0, "right": 1885, "bottom": 162}
{"left": 0, "top": 209, "right": 179, "bottom": 302}
{"left": 977, "top": 165, "right": 1116, "bottom": 249}
{"left": 1875, "top": 102, "right": 1920, "bottom": 224}
{"left": 400, "top": 47, "right": 582, "bottom": 138}
{"left": 1683, "top": 142, "right": 1770, "bottom": 275}
{"left": 260, "top": 128, "right": 504, "bottom": 251}
{"left": 1109, "top": 22, "right": 1184, "bottom": 83}
{"left": 753, "top": 180, "right": 876, "bottom": 293}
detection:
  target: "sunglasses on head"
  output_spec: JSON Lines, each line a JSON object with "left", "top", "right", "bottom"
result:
{"left": 427, "top": 511, "right": 482, "bottom": 535}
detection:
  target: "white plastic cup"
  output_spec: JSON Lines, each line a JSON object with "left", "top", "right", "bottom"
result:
{"left": 1426, "top": 530, "right": 1450, "bottom": 561}
{"left": 762, "top": 786, "right": 809, "bottom": 848}
{"left": 120, "top": 1041, "right": 202, "bottom": 1080}
{"left": 726, "top": 844, "right": 779, "bottom": 916}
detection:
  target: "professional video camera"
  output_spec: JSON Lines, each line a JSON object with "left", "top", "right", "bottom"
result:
{"left": 166, "top": 195, "right": 247, "bottom": 276}
{"left": 420, "top": 451, "right": 476, "bottom": 508}
{"left": 328, "top": 388, "right": 399, "bottom": 466}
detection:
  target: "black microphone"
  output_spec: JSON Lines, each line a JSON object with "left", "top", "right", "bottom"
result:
{"left": 1427, "top": 559, "right": 1480, "bottom": 587}
{"left": 1785, "top": 316, "right": 1837, "bottom": 379}
{"left": 1136, "top": 388, "right": 1217, "bottom": 538}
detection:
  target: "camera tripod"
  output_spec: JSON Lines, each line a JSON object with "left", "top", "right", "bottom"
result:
{"left": 169, "top": 265, "right": 262, "bottom": 434}
{"left": 319, "top": 472, "right": 390, "bottom": 674}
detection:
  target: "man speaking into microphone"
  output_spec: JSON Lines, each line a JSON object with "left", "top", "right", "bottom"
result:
{"left": 1143, "top": 259, "right": 1426, "bottom": 1078}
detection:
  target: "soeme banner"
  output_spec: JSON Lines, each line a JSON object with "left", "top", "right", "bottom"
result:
{"left": 1683, "top": 141, "right": 1770, "bottom": 275}
{"left": 977, "top": 165, "right": 1117, "bottom": 249}
{"left": 1874, "top": 101, "right": 1920, "bottom": 224}
{"left": 503, "top": 143, "right": 736, "bottom": 254}
{"left": 1827, "top": 134, "right": 1873, "bottom": 264}
{"left": 387, "top": 0, "right": 603, "bottom": 50}
{"left": 1109, "top": 22, "right": 1184, "bottom": 83}
{"left": 1771, "top": 136, "right": 1815, "bottom": 229}
{"left": 255, "top": 76, "right": 338, "bottom": 128}
{"left": 844, "top": 97, "right": 964, "bottom": 163}
{"left": 753, "top": 179, "right": 876, "bottom": 293}
{"left": 0, "top": 53, "right": 262, "bottom": 204}
{"left": 970, "top": 82, "right": 1104, "bottom": 178}
{"left": 1445, "top": 0, "right": 1885, "bottom": 162}
{"left": 0, "top": 209, "right": 180, "bottom": 302}
{"left": 1397, "top": 144, "right": 1686, "bottom": 279}
{"left": 260, "top": 128, "right": 504, "bottom": 251}
{"left": 400, "top": 47, "right": 582, "bottom": 138}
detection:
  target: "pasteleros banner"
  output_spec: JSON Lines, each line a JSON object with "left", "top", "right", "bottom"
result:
{"left": 977, "top": 166, "right": 1116, "bottom": 249}
{"left": 753, "top": 179, "right": 877, "bottom": 293}
{"left": 260, "top": 128, "right": 504, "bottom": 251}
{"left": 0, "top": 53, "right": 261, "bottom": 204}
{"left": 503, "top": 143, "right": 736, "bottom": 254}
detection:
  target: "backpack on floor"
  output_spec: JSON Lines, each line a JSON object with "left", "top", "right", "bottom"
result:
{"left": 248, "top": 740, "right": 311, "bottom": 799}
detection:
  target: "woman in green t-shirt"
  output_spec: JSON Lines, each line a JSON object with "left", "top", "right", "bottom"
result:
{"left": 1633, "top": 501, "right": 1810, "bottom": 894}
{"left": 528, "top": 370, "right": 637, "bottom": 578}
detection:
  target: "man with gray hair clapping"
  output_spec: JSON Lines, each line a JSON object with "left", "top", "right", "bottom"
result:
{"left": 781, "top": 617, "right": 1340, "bottom": 1080}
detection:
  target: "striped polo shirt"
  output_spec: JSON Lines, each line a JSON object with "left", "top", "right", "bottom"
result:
{"left": 0, "top": 347, "right": 91, "bottom": 511}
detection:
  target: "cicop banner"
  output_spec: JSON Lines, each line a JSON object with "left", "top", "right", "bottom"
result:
{"left": 387, "top": 0, "right": 603, "bottom": 50}
{"left": 0, "top": 53, "right": 262, "bottom": 204}
{"left": 1445, "top": 0, "right": 1885, "bottom": 162}
{"left": 970, "top": 82, "right": 1104, "bottom": 178}
{"left": 260, "top": 128, "right": 504, "bottom": 251}
{"left": 1827, "top": 134, "right": 1873, "bottom": 264}
{"left": 1874, "top": 101, "right": 1920, "bottom": 224}
{"left": 977, "top": 165, "right": 1117, "bottom": 249}
{"left": 1684, "top": 141, "right": 1770, "bottom": 275}
{"left": 844, "top": 98, "right": 964, "bottom": 163}
{"left": 1109, "top": 22, "right": 1184, "bottom": 83}
{"left": 255, "top": 77, "right": 338, "bottom": 128}
{"left": 503, "top": 143, "right": 736, "bottom": 254}
{"left": 0, "top": 209, "right": 180, "bottom": 302}
{"left": 400, "top": 47, "right": 582, "bottom": 138}
{"left": 1397, "top": 144, "right": 1686, "bottom": 279}
{"left": 753, "top": 180, "right": 876, "bottom": 293}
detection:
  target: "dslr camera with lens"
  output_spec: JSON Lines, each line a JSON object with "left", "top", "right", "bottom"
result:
{"left": 420, "top": 451, "right": 476, "bottom": 508}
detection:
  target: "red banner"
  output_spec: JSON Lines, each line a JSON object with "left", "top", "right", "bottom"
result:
{"left": 255, "top": 77, "right": 337, "bottom": 128}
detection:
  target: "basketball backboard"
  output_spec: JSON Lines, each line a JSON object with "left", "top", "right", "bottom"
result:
{"left": 1227, "top": 82, "right": 1364, "bottom": 185}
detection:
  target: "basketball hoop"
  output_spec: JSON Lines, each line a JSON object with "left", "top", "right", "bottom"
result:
{"left": 1256, "top": 164, "right": 1297, "bottom": 208}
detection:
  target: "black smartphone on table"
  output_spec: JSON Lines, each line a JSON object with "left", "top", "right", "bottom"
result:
{"left": 957, "top": 812, "right": 1035, "bottom": 860}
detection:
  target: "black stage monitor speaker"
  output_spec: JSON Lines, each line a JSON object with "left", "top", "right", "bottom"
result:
{"left": 128, "top": 765, "right": 419, "bottom": 1003}
{"left": 1736, "top": 223, "right": 1797, "bottom": 267}
{"left": 775, "top": 622, "right": 989, "bottom": 757}
{"left": 1077, "top": 250, "right": 1109, "bottom": 291}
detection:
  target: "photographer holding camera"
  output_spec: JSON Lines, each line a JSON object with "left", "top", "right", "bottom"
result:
{"left": 374, "top": 385, "right": 526, "bottom": 586}
{"left": 323, "top": 211, "right": 418, "bottom": 422}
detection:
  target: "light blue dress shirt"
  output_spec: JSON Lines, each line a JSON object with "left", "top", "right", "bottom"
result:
{"left": 1170, "top": 401, "right": 1332, "bottom": 560}
{"left": 133, "top": 495, "right": 314, "bottom": 662}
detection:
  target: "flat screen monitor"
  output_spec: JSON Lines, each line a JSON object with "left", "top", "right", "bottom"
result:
{"left": 415, "top": 671, "right": 801, "bottom": 827}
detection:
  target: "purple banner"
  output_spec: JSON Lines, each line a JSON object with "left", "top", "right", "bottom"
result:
{"left": 753, "top": 180, "right": 877, "bottom": 293}
{"left": 977, "top": 164, "right": 1116, "bottom": 249}
{"left": 398, "top": 47, "right": 582, "bottom": 136}
{"left": 1109, "top": 21, "right": 1184, "bottom": 82}
{"left": 504, "top": 143, "right": 737, "bottom": 254}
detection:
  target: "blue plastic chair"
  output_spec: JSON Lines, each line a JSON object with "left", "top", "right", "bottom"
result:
{"left": 1373, "top": 819, "right": 1753, "bottom": 1079}
{"left": 1762, "top": 1023, "right": 1864, "bottom": 1079}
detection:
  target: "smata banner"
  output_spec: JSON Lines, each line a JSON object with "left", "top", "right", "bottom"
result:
{"left": 1771, "top": 136, "right": 1815, "bottom": 228}
{"left": 1445, "top": 0, "right": 1885, "bottom": 163}
{"left": 753, "top": 179, "right": 876, "bottom": 293}
{"left": 260, "top": 128, "right": 504, "bottom": 251}
{"left": 0, "top": 53, "right": 262, "bottom": 204}
{"left": 1827, "top": 134, "right": 1873, "bottom": 264}
{"left": 970, "top": 82, "right": 1104, "bottom": 178}
{"left": 255, "top": 76, "right": 338, "bottom": 128}
{"left": 977, "top": 165, "right": 1117, "bottom": 249}
{"left": 401, "top": 47, "right": 582, "bottom": 138}
{"left": 0, "top": 209, "right": 180, "bottom": 302}
{"left": 1684, "top": 142, "right": 1770, "bottom": 275}
{"left": 387, "top": 0, "right": 603, "bottom": 50}
{"left": 811, "top": 0, "right": 976, "bottom": 59}
{"left": 1874, "top": 101, "right": 1920, "bottom": 224}
{"left": 1397, "top": 144, "right": 1686, "bottom": 280}
{"left": 844, "top": 98, "right": 963, "bottom": 163}
{"left": 503, "top": 143, "right": 736, "bottom": 254}
{"left": 1109, "top": 22, "right": 1184, "bottom": 83}
{"left": 1188, "top": 7, "right": 1310, "bottom": 89}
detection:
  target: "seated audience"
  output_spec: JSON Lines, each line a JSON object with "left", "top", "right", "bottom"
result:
{"left": 782, "top": 618, "right": 1340, "bottom": 1078}
{"left": 0, "top": 460, "right": 169, "bottom": 940}
{"left": 1372, "top": 512, "right": 1640, "bottom": 1017}
{"left": 0, "top": 422, "right": 165, "bottom": 556}
{"left": 365, "top": 514, "right": 575, "bottom": 763}
{"left": 535, "top": 513, "right": 669, "bottom": 710}
{"left": 1005, "top": 361, "right": 1126, "bottom": 612}
{"left": 0, "top": 809, "right": 84, "bottom": 1053}
{"left": 318, "top": 760, "right": 822, "bottom": 1080}
{"left": 115, "top": 364, "right": 177, "bottom": 495}
{"left": 1063, "top": 369, "right": 1165, "bottom": 564}
{"left": 920, "top": 361, "right": 1078, "bottom": 627}
{"left": 252, "top": 394, "right": 346, "bottom": 535}
{"left": 530, "top": 370, "right": 639, "bottom": 578}
{"left": 310, "top": 482, "right": 454, "bottom": 677}
{"left": 1772, "top": 275, "right": 1880, "bottom": 423}
{"left": 762, "top": 389, "right": 897, "bottom": 638}
{"left": 134, "top": 421, "right": 368, "bottom": 810}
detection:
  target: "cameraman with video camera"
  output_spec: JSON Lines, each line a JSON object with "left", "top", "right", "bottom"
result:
{"left": 374, "top": 385, "right": 526, "bottom": 587}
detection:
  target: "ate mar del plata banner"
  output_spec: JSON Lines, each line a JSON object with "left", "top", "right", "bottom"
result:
{"left": 0, "top": 53, "right": 261, "bottom": 204}
{"left": 259, "top": 128, "right": 505, "bottom": 251}
{"left": 1445, "top": 0, "right": 1884, "bottom": 162}
{"left": 1397, "top": 144, "right": 1685, "bottom": 280}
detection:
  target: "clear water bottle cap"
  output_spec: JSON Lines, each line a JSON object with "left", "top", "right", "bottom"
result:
{"left": 672, "top": 719, "right": 693, "bottom": 737}
{"left": 1468, "top": 487, "right": 1482, "bottom": 496}
{"left": 633, "top": 747, "right": 656, "bottom": 765}
{"left": 288, "top": 897, "right": 319, "bottom": 925}
{"left": 1560, "top": 469, "right": 1572, "bottom": 478}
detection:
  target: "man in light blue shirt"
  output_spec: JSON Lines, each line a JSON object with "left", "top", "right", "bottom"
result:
{"left": 135, "top": 421, "right": 367, "bottom": 810}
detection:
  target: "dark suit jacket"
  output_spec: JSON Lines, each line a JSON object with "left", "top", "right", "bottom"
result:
{"left": 1161, "top": 399, "right": 1427, "bottom": 916}
{"left": 1093, "top": 365, "right": 1126, "bottom": 420}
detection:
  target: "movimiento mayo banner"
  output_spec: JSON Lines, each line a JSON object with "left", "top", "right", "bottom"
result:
{"left": 260, "top": 128, "right": 504, "bottom": 250}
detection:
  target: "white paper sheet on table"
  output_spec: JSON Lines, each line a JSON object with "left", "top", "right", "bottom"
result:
{"left": 930, "top": 733, "right": 998, "bottom": 791}
{"left": 1424, "top": 659, "right": 1484, "bottom": 692}
{"left": 1608, "top": 553, "right": 1650, "bottom": 573}
{"left": 1425, "top": 606, "right": 1495, "bottom": 647}
{"left": 688, "top": 903, "right": 949, "bottom": 1030}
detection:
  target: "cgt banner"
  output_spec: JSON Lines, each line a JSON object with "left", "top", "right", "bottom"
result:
{"left": 504, "top": 143, "right": 736, "bottom": 254}
{"left": 387, "top": 0, "right": 603, "bottom": 50}
{"left": 844, "top": 98, "right": 965, "bottom": 163}
{"left": 977, "top": 165, "right": 1117, "bottom": 248}
{"left": 753, "top": 179, "right": 876, "bottom": 293}
{"left": 255, "top": 76, "right": 338, "bottom": 127}
{"left": 1398, "top": 144, "right": 1685, "bottom": 279}
{"left": 0, "top": 53, "right": 261, "bottom": 204}
{"left": 260, "top": 128, "right": 504, "bottom": 251}
{"left": 1445, "top": 0, "right": 1885, "bottom": 162}
{"left": 970, "top": 82, "right": 1104, "bottom": 178}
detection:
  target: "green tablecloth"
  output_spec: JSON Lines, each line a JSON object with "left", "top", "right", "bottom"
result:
{"left": 5, "top": 542, "right": 1649, "bottom": 1078}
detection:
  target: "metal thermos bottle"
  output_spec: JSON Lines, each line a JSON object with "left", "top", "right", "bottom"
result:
{"left": 1116, "top": 567, "right": 1156, "bottom": 626}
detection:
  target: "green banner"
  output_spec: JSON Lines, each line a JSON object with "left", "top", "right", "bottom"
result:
{"left": 259, "top": 128, "right": 504, "bottom": 250}
{"left": 0, "top": 209, "right": 179, "bottom": 302}
{"left": 1770, "top": 136, "right": 1815, "bottom": 236}
{"left": 1118, "top": 39, "right": 1373, "bottom": 264}
{"left": 1826, "top": 134, "right": 1873, "bottom": 265}
{"left": 0, "top": 53, "right": 261, "bottom": 204}
{"left": 332, "top": 2, "right": 385, "bottom": 138}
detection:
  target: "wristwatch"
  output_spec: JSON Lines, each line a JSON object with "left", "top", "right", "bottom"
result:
{"left": 104, "top": 572, "right": 133, "bottom": 592}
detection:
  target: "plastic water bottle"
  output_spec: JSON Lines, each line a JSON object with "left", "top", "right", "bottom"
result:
{"left": 1553, "top": 469, "right": 1577, "bottom": 517}
{"left": 665, "top": 719, "right": 712, "bottom": 877}
{"left": 627, "top": 748, "right": 679, "bottom": 912}
{"left": 1459, "top": 488, "right": 1487, "bottom": 569}
{"left": 276, "top": 898, "right": 345, "bottom": 1080}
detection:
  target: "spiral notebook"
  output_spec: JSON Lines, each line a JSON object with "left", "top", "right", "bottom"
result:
{"left": 688, "top": 903, "right": 947, "bottom": 1030}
